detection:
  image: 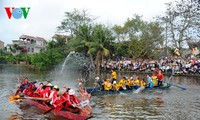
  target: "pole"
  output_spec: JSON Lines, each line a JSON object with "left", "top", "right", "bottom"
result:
{"left": 165, "top": 16, "right": 168, "bottom": 57}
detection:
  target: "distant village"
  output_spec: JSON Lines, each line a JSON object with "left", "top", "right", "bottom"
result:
{"left": 0, "top": 34, "right": 199, "bottom": 59}
{"left": 0, "top": 34, "right": 70, "bottom": 56}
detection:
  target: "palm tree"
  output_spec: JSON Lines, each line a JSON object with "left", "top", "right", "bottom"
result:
{"left": 86, "top": 24, "right": 114, "bottom": 71}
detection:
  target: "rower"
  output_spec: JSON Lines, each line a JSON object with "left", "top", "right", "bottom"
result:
{"left": 40, "top": 83, "right": 52, "bottom": 98}
{"left": 111, "top": 69, "right": 117, "bottom": 84}
{"left": 34, "top": 83, "right": 44, "bottom": 97}
{"left": 139, "top": 79, "right": 146, "bottom": 88}
{"left": 94, "top": 77, "right": 104, "bottom": 90}
{"left": 118, "top": 77, "right": 126, "bottom": 90}
{"left": 126, "top": 77, "right": 134, "bottom": 90}
{"left": 134, "top": 77, "right": 140, "bottom": 89}
{"left": 48, "top": 85, "right": 59, "bottom": 105}
{"left": 104, "top": 79, "right": 112, "bottom": 91}
{"left": 112, "top": 81, "right": 119, "bottom": 91}
{"left": 64, "top": 89, "right": 81, "bottom": 113}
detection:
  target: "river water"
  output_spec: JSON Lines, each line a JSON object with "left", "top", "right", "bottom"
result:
{"left": 0, "top": 64, "right": 200, "bottom": 120}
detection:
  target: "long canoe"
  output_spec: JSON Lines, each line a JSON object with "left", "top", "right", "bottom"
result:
{"left": 86, "top": 82, "right": 171, "bottom": 96}
{"left": 26, "top": 99, "right": 93, "bottom": 120}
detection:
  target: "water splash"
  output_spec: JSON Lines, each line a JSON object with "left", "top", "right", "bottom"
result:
{"left": 59, "top": 51, "right": 95, "bottom": 81}
{"left": 60, "top": 51, "right": 75, "bottom": 73}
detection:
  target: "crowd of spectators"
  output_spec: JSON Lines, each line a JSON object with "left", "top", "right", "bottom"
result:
{"left": 101, "top": 56, "right": 200, "bottom": 75}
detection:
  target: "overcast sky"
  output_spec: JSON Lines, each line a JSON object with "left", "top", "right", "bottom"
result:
{"left": 0, "top": 0, "right": 176, "bottom": 45}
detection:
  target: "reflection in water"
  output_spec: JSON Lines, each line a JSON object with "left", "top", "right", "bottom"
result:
{"left": 8, "top": 113, "right": 23, "bottom": 120}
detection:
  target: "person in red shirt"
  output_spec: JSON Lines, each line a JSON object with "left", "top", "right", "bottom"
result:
{"left": 157, "top": 70, "right": 164, "bottom": 86}
{"left": 52, "top": 93, "right": 67, "bottom": 111}
{"left": 34, "top": 83, "right": 44, "bottom": 97}
{"left": 40, "top": 83, "right": 52, "bottom": 98}
{"left": 62, "top": 89, "right": 81, "bottom": 113}
{"left": 49, "top": 85, "right": 59, "bottom": 105}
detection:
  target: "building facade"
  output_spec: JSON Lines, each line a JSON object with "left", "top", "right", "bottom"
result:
{"left": 0, "top": 40, "right": 4, "bottom": 49}
{"left": 6, "top": 35, "right": 47, "bottom": 55}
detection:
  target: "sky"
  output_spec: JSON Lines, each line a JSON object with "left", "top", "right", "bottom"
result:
{"left": 0, "top": 0, "right": 176, "bottom": 46}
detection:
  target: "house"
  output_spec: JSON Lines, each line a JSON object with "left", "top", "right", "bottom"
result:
{"left": 6, "top": 35, "right": 47, "bottom": 55}
{"left": 52, "top": 34, "right": 72, "bottom": 43}
{"left": 0, "top": 40, "right": 4, "bottom": 49}
{"left": 19, "top": 35, "right": 47, "bottom": 54}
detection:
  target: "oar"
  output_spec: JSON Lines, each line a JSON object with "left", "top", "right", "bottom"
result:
{"left": 171, "top": 84, "right": 187, "bottom": 90}
{"left": 168, "top": 75, "right": 187, "bottom": 91}
{"left": 9, "top": 95, "right": 49, "bottom": 103}
{"left": 43, "top": 99, "right": 69, "bottom": 115}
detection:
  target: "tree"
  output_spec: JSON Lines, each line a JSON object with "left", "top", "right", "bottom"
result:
{"left": 57, "top": 9, "right": 95, "bottom": 36}
{"left": 113, "top": 15, "right": 164, "bottom": 59}
{"left": 161, "top": 0, "right": 200, "bottom": 51}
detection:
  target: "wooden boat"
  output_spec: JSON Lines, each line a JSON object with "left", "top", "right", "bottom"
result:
{"left": 86, "top": 82, "right": 171, "bottom": 96}
{"left": 26, "top": 99, "right": 93, "bottom": 120}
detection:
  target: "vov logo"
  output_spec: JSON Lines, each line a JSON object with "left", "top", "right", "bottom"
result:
{"left": 5, "top": 7, "right": 30, "bottom": 19}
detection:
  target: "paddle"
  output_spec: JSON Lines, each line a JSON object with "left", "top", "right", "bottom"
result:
{"left": 168, "top": 76, "right": 187, "bottom": 91}
{"left": 42, "top": 99, "right": 69, "bottom": 115}
{"left": 9, "top": 95, "right": 49, "bottom": 103}
{"left": 171, "top": 84, "right": 187, "bottom": 90}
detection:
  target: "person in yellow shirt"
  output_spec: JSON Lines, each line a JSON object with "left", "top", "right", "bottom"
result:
{"left": 118, "top": 77, "right": 127, "bottom": 90}
{"left": 152, "top": 73, "right": 157, "bottom": 86}
{"left": 104, "top": 79, "right": 112, "bottom": 91}
{"left": 139, "top": 79, "right": 146, "bottom": 88}
{"left": 126, "top": 77, "right": 134, "bottom": 90}
{"left": 112, "top": 81, "right": 119, "bottom": 91}
{"left": 134, "top": 77, "right": 140, "bottom": 89}
{"left": 111, "top": 69, "right": 117, "bottom": 84}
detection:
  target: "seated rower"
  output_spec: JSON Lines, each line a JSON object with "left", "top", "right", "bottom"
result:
{"left": 94, "top": 77, "right": 104, "bottom": 91}
{"left": 40, "top": 83, "right": 52, "bottom": 99}
{"left": 34, "top": 83, "right": 44, "bottom": 97}
{"left": 52, "top": 92, "right": 66, "bottom": 111}
{"left": 63, "top": 89, "right": 81, "bottom": 113}
{"left": 112, "top": 81, "right": 119, "bottom": 91}
{"left": 118, "top": 77, "right": 127, "bottom": 90}
{"left": 48, "top": 85, "right": 60, "bottom": 105}
{"left": 126, "top": 77, "right": 134, "bottom": 90}
{"left": 139, "top": 79, "right": 146, "bottom": 88}
{"left": 134, "top": 77, "right": 140, "bottom": 89}
{"left": 15, "top": 77, "right": 38, "bottom": 95}
{"left": 104, "top": 79, "right": 112, "bottom": 91}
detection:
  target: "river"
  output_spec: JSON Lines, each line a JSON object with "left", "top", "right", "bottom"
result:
{"left": 0, "top": 64, "right": 200, "bottom": 120}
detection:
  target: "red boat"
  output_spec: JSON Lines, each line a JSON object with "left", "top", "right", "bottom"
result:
{"left": 27, "top": 99, "right": 93, "bottom": 120}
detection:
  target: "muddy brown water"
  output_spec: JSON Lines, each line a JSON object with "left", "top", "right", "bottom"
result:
{"left": 0, "top": 65, "right": 199, "bottom": 120}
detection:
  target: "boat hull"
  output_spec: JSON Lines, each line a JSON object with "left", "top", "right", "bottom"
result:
{"left": 86, "top": 82, "right": 171, "bottom": 96}
{"left": 27, "top": 99, "right": 92, "bottom": 120}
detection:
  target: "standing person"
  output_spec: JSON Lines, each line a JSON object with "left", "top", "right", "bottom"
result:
{"left": 152, "top": 73, "right": 157, "bottom": 86}
{"left": 111, "top": 69, "right": 117, "bottom": 84}
{"left": 157, "top": 70, "right": 164, "bottom": 86}
{"left": 147, "top": 75, "right": 154, "bottom": 88}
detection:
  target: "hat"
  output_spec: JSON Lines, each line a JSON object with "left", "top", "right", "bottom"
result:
{"left": 95, "top": 77, "right": 99, "bottom": 80}
{"left": 113, "top": 81, "right": 117, "bottom": 84}
{"left": 46, "top": 83, "right": 52, "bottom": 87}
{"left": 130, "top": 77, "right": 133, "bottom": 79}
{"left": 53, "top": 85, "right": 59, "bottom": 89}
{"left": 69, "top": 89, "right": 75, "bottom": 95}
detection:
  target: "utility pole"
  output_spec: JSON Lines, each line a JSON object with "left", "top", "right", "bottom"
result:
{"left": 165, "top": 16, "right": 168, "bottom": 57}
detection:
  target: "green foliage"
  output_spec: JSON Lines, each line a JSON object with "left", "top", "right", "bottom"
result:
{"left": 112, "top": 15, "right": 164, "bottom": 59}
